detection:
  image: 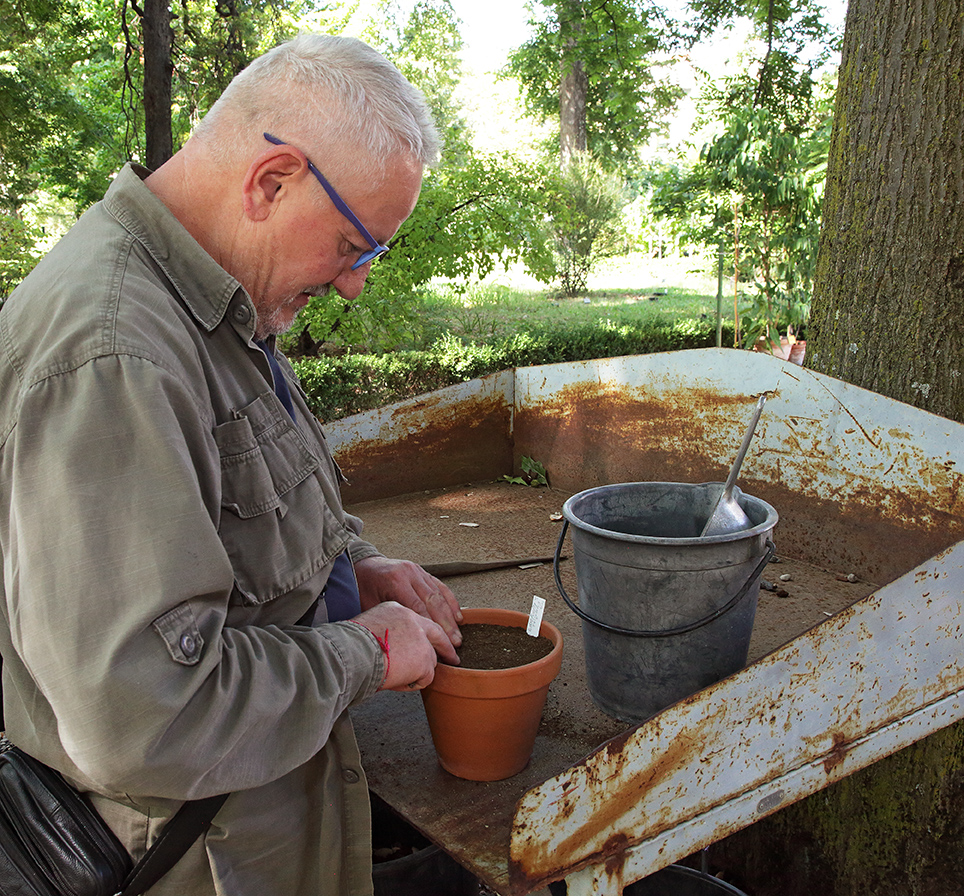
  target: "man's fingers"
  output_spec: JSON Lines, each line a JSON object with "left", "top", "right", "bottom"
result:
{"left": 426, "top": 616, "right": 460, "bottom": 666}
{"left": 352, "top": 558, "right": 464, "bottom": 649}
{"left": 354, "top": 602, "right": 459, "bottom": 691}
{"left": 434, "top": 581, "right": 463, "bottom": 623}
{"left": 423, "top": 590, "right": 463, "bottom": 646}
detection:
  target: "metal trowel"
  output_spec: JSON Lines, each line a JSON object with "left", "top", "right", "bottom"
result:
{"left": 700, "top": 394, "right": 768, "bottom": 537}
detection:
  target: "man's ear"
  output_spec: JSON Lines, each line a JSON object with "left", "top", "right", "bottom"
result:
{"left": 242, "top": 148, "right": 306, "bottom": 221}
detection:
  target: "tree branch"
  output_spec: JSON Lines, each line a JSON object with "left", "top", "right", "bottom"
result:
{"left": 754, "top": 0, "right": 776, "bottom": 106}
{"left": 120, "top": 0, "right": 143, "bottom": 161}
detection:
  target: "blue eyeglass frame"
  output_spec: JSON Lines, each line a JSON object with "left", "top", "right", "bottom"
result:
{"left": 263, "top": 132, "right": 389, "bottom": 270}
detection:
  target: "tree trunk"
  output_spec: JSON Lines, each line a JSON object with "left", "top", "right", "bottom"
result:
{"left": 711, "top": 2, "right": 964, "bottom": 893}
{"left": 559, "top": 53, "right": 587, "bottom": 164}
{"left": 807, "top": 0, "right": 964, "bottom": 422}
{"left": 558, "top": 2, "right": 587, "bottom": 165}
{"left": 142, "top": 0, "right": 174, "bottom": 170}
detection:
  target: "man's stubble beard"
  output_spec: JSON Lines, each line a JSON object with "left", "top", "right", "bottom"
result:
{"left": 254, "top": 284, "right": 331, "bottom": 340}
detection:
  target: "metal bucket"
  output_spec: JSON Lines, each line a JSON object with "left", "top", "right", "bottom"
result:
{"left": 555, "top": 482, "right": 777, "bottom": 723}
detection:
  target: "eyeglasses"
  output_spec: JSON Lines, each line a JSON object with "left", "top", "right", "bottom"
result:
{"left": 263, "top": 132, "right": 389, "bottom": 270}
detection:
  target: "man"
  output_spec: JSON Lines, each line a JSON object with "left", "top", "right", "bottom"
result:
{"left": 0, "top": 33, "right": 462, "bottom": 896}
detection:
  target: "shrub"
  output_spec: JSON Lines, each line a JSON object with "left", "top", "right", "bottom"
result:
{"left": 292, "top": 317, "right": 735, "bottom": 421}
{"left": 0, "top": 214, "right": 41, "bottom": 304}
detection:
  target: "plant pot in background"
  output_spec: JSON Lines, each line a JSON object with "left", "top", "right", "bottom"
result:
{"left": 420, "top": 607, "right": 563, "bottom": 781}
{"left": 548, "top": 863, "right": 749, "bottom": 895}
{"left": 752, "top": 333, "right": 806, "bottom": 365}
{"left": 370, "top": 792, "right": 478, "bottom": 896}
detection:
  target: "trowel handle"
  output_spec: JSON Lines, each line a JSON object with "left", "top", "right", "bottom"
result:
{"left": 723, "top": 394, "right": 768, "bottom": 493}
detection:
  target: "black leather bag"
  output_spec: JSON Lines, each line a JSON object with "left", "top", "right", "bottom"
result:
{"left": 0, "top": 734, "right": 227, "bottom": 896}
{"left": 0, "top": 734, "right": 130, "bottom": 895}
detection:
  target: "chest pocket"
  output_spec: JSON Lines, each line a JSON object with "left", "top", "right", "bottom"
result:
{"left": 214, "top": 391, "right": 350, "bottom": 605}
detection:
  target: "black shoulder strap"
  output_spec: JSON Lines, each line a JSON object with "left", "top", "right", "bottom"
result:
{"left": 120, "top": 792, "right": 230, "bottom": 896}
{"left": 0, "top": 583, "right": 316, "bottom": 891}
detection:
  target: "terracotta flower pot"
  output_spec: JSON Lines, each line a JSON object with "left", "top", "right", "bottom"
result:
{"left": 420, "top": 607, "right": 564, "bottom": 781}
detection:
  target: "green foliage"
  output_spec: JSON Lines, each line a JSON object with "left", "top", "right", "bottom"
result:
{"left": 680, "top": 0, "right": 836, "bottom": 61}
{"left": 381, "top": 260, "right": 724, "bottom": 352}
{"left": 701, "top": 75, "right": 829, "bottom": 346}
{"left": 648, "top": 10, "right": 835, "bottom": 349}
{"left": 640, "top": 160, "right": 717, "bottom": 251}
{"left": 120, "top": 0, "right": 300, "bottom": 160}
{"left": 0, "top": 0, "right": 123, "bottom": 213}
{"left": 0, "top": 0, "right": 833, "bottom": 368}
{"left": 0, "top": 214, "right": 41, "bottom": 302}
{"left": 504, "top": 456, "right": 549, "bottom": 487}
{"left": 285, "top": 152, "right": 557, "bottom": 350}
{"left": 276, "top": 0, "right": 562, "bottom": 352}
{"left": 375, "top": 0, "right": 471, "bottom": 162}
{"left": 542, "top": 153, "right": 627, "bottom": 297}
{"left": 290, "top": 315, "right": 735, "bottom": 421}
{"left": 507, "top": 0, "right": 681, "bottom": 173}
{"left": 0, "top": 0, "right": 301, "bottom": 223}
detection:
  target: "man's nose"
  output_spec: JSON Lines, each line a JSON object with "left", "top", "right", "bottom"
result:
{"left": 332, "top": 262, "right": 370, "bottom": 301}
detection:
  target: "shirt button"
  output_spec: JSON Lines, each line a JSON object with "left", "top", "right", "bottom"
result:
{"left": 180, "top": 633, "right": 198, "bottom": 657}
{"left": 342, "top": 768, "right": 360, "bottom": 784}
{"left": 232, "top": 304, "right": 251, "bottom": 324}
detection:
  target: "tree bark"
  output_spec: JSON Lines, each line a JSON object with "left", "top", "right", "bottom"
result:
{"left": 711, "top": 2, "right": 964, "bottom": 893}
{"left": 559, "top": 53, "right": 587, "bottom": 164}
{"left": 558, "top": 2, "right": 587, "bottom": 165}
{"left": 808, "top": 0, "right": 964, "bottom": 422}
{"left": 142, "top": 0, "right": 174, "bottom": 170}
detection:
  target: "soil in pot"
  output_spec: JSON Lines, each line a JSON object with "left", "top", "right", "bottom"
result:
{"left": 454, "top": 623, "right": 554, "bottom": 669}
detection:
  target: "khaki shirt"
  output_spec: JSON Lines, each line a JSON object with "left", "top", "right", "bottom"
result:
{"left": 0, "top": 165, "right": 386, "bottom": 895}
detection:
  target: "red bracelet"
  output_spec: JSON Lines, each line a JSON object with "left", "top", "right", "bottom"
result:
{"left": 350, "top": 621, "right": 390, "bottom": 687}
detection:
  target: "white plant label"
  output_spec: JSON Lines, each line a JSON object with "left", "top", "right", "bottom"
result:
{"left": 527, "top": 595, "right": 546, "bottom": 637}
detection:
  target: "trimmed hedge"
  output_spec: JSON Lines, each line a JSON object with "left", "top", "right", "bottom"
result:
{"left": 292, "top": 318, "right": 736, "bottom": 422}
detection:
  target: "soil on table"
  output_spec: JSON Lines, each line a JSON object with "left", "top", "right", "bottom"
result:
{"left": 453, "top": 623, "right": 554, "bottom": 670}
{"left": 350, "top": 479, "right": 878, "bottom": 670}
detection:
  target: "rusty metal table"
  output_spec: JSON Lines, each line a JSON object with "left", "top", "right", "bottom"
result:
{"left": 348, "top": 482, "right": 873, "bottom": 895}
{"left": 333, "top": 350, "right": 964, "bottom": 895}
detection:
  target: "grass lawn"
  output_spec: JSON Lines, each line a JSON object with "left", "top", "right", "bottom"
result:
{"left": 288, "top": 252, "right": 745, "bottom": 420}
{"left": 402, "top": 252, "right": 734, "bottom": 351}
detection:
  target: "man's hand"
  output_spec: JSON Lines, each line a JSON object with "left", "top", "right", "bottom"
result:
{"left": 353, "top": 556, "right": 463, "bottom": 648}
{"left": 352, "top": 601, "right": 459, "bottom": 692}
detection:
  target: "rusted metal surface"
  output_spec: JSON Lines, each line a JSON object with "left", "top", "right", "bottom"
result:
{"left": 509, "top": 541, "right": 964, "bottom": 892}
{"left": 348, "top": 481, "right": 874, "bottom": 896}
{"left": 327, "top": 371, "right": 514, "bottom": 504}
{"left": 331, "top": 348, "right": 964, "bottom": 895}
{"left": 513, "top": 352, "right": 964, "bottom": 583}
{"left": 564, "top": 859, "right": 626, "bottom": 896}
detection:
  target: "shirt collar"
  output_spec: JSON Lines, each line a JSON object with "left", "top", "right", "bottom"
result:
{"left": 102, "top": 163, "right": 250, "bottom": 333}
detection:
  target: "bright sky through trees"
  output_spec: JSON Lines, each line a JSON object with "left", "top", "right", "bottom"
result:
{"left": 447, "top": 0, "right": 533, "bottom": 71}
{"left": 445, "top": 0, "right": 847, "bottom": 72}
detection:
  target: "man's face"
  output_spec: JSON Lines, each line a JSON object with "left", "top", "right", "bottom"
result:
{"left": 251, "top": 153, "right": 422, "bottom": 339}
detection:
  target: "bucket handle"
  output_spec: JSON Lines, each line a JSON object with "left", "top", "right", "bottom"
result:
{"left": 553, "top": 521, "right": 776, "bottom": 638}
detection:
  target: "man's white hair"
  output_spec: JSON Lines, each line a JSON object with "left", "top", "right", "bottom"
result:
{"left": 194, "top": 33, "right": 440, "bottom": 181}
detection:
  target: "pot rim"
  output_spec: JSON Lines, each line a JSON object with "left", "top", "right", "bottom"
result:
{"left": 428, "top": 607, "right": 563, "bottom": 693}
